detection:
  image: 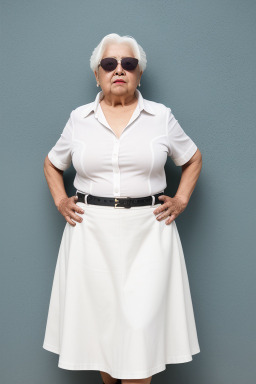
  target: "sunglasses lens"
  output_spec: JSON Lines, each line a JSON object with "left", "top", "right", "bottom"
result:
{"left": 100, "top": 58, "right": 117, "bottom": 71}
{"left": 122, "top": 57, "right": 138, "bottom": 70}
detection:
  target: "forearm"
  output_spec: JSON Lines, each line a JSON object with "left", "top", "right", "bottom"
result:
{"left": 43, "top": 156, "right": 68, "bottom": 208}
{"left": 175, "top": 153, "right": 202, "bottom": 205}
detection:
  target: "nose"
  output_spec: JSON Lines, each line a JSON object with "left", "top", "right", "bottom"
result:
{"left": 115, "top": 61, "right": 124, "bottom": 74}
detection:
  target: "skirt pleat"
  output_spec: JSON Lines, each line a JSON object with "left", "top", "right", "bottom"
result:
{"left": 42, "top": 201, "right": 200, "bottom": 379}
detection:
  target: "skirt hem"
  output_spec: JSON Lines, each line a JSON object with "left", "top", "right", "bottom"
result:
{"left": 42, "top": 342, "right": 200, "bottom": 378}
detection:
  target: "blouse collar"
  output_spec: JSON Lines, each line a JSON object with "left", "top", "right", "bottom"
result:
{"left": 82, "top": 89, "right": 156, "bottom": 118}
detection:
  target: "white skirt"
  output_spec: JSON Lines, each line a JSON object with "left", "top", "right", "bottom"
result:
{"left": 42, "top": 199, "right": 200, "bottom": 379}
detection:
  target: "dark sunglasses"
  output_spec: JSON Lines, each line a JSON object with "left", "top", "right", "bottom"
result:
{"left": 98, "top": 57, "right": 139, "bottom": 72}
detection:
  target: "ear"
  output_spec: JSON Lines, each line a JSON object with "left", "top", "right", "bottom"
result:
{"left": 94, "top": 70, "right": 98, "bottom": 82}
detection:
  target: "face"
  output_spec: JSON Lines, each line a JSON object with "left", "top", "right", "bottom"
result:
{"left": 94, "top": 43, "right": 143, "bottom": 97}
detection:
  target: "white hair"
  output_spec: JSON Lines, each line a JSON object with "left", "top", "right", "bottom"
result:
{"left": 90, "top": 33, "right": 147, "bottom": 74}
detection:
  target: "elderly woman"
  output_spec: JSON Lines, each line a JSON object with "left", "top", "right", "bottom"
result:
{"left": 42, "top": 33, "right": 202, "bottom": 384}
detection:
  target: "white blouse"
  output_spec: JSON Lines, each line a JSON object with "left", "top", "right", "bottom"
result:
{"left": 47, "top": 89, "right": 198, "bottom": 198}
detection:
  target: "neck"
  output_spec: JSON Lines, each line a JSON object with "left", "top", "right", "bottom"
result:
{"left": 100, "top": 91, "right": 137, "bottom": 108}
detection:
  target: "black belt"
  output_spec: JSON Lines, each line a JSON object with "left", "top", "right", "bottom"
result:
{"left": 76, "top": 191, "right": 165, "bottom": 209}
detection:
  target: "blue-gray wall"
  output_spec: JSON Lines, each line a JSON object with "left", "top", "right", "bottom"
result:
{"left": 1, "top": 1, "right": 255, "bottom": 383}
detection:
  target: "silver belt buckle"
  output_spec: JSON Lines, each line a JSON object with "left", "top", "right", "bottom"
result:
{"left": 114, "top": 196, "right": 130, "bottom": 209}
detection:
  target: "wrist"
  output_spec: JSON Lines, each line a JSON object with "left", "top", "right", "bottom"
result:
{"left": 174, "top": 194, "right": 189, "bottom": 206}
{"left": 55, "top": 195, "right": 68, "bottom": 210}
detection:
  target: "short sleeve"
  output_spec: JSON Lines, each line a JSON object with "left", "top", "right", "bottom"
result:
{"left": 166, "top": 108, "right": 198, "bottom": 166}
{"left": 47, "top": 112, "right": 73, "bottom": 171}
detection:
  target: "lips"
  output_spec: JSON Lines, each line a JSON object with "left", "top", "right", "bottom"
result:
{"left": 114, "top": 79, "right": 125, "bottom": 83}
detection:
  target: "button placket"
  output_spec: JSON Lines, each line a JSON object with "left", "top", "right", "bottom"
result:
{"left": 112, "top": 139, "right": 120, "bottom": 196}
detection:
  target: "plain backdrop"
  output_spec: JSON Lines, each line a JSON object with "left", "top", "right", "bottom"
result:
{"left": 1, "top": 1, "right": 255, "bottom": 383}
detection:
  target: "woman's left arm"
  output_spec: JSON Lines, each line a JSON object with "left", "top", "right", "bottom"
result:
{"left": 154, "top": 149, "right": 202, "bottom": 225}
{"left": 175, "top": 148, "right": 203, "bottom": 204}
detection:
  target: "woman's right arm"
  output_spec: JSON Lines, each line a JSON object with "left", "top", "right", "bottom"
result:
{"left": 43, "top": 155, "right": 84, "bottom": 226}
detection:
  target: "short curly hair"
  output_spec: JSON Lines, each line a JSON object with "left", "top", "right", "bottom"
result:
{"left": 90, "top": 33, "right": 147, "bottom": 74}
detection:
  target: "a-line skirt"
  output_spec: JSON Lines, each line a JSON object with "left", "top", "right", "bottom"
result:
{"left": 42, "top": 196, "right": 200, "bottom": 379}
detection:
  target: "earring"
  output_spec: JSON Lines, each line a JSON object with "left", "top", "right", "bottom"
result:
{"left": 138, "top": 82, "right": 141, "bottom": 87}
{"left": 96, "top": 83, "right": 99, "bottom": 87}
